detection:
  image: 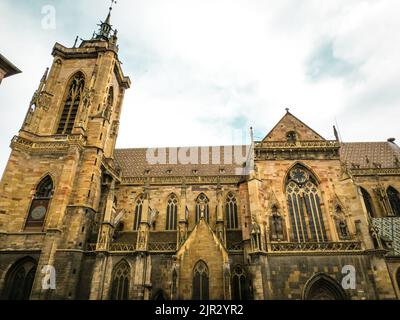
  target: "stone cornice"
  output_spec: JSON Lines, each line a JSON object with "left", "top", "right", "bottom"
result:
{"left": 52, "top": 43, "right": 131, "bottom": 90}
{"left": 10, "top": 134, "right": 86, "bottom": 154}
{"left": 52, "top": 42, "right": 104, "bottom": 60}
{"left": 255, "top": 140, "right": 340, "bottom": 149}
{"left": 349, "top": 168, "right": 400, "bottom": 176}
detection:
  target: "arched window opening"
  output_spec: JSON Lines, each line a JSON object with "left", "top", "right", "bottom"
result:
{"left": 166, "top": 194, "right": 178, "bottom": 231}
{"left": 361, "top": 187, "right": 375, "bottom": 218}
{"left": 4, "top": 258, "right": 37, "bottom": 300}
{"left": 25, "top": 176, "right": 54, "bottom": 230}
{"left": 303, "top": 274, "right": 347, "bottom": 300}
{"left": 387, "top": 187, "right": 400, "bottom": 217}
{"left": 196, "top": 194, "right": 210, "bottom": 223}
{"left": 192, "top": 261, "right": 209, "bottom": 300}
{"left": 286, "top": 165, "right": 327, "bottom": 243}
{"left": 57, "top": 72, "right": 85, "bottom": 134}
{"left": 110, "top": 261, "right": 130, "bottom": 300}
{"left": 226, "top": 193, "right": 239, "bottom": 230}
{"left": 232, "top": 266, "right": 247, "bottom": 300}
{"left": 286, "top": 131, "right": 297, "bottom": 143}
{"left": 133, "top": 194, "right": 144, "bottom": 231}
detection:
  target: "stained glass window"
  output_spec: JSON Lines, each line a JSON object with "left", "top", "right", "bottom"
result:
{"left": 286, "top": 166, "right": 327, "bottom": 242}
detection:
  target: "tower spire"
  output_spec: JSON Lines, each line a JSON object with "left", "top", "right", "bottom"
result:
{"left": 93, "top": 0, "right": 117, "bottom": 41}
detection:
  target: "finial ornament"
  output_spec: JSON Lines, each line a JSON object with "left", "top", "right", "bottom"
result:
{"left": 333, "top": 125, "right": 340, "bottom": 142}
{"left": 285, "top": 108, "right": 290, "bottom": 113}
{"left": 73, "top": 36, "right": 79, "bottom": 48}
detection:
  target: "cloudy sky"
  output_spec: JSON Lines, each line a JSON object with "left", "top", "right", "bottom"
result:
{"left": 0, "top": 0, "right": 399, "bottom": 174}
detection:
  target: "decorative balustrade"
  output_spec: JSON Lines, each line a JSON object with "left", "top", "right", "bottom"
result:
{"left": 148, "top": 242, "right": 177, "bottom": 252}
{"left": 270, "top": 241, "right": 362, "bottom": 253}
{"left": 86, "top": 243, "right": 136, "bottom": 252}
{"left": 255, "top": 140, "right": 340, "bottom": 149}
{"left": 86, "top": 243, "right": 97, "bottom": 251}
{"left": 109, "top": 243, "right": 136, "bottom": 252}
{"left": 227, "top": 242, "right": 244, "bottom": 252}
{"left": 372, "top": 217, "right": 400, "bottom": 256}
{"left": 86, "top": 242, "right": 178, "bottom": 252}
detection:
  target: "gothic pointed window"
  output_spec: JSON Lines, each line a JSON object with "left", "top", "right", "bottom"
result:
{"left": 192, "top": 261, "right": 209, "bottom": 300}
{"left": 57, "top": 72, "right": 85, "bottom": 134}
{"left": 226, "top": 193, "right": 239, "bottom": 230}
{"left": 25, "top": 175, "right": 54, "bottom": 230}
{"left": 232, "top": 266, "right": 247, "bottom": 300}
{"left": 286, "top": 165, "right": 328, "bottom": 242}
{"left": 360, "top": 187, "right": 375, "bottom": 217}
{"left": 110, "top": 260, "right": 130, "bottom": 300}
{"left": 195, "top": 193, "right": 210, "bottom": 223}
{"left": 387, "top": 187, "right": 400, "bottom": 217}
{"left": 133, "top": 194, "right": 144, "bottom": 231}
{"left": 286, "top": 131, "right": 297, "bottom": 143}
{"left": 4, "top": 258, "right": 37, "bottom": 300}
{"left": 166, "top": 194, "right": 178, "bottom": 231}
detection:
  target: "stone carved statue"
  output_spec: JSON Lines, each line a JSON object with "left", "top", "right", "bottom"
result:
{"left": 338, "top": 220, "right": 349, "bottom": 239}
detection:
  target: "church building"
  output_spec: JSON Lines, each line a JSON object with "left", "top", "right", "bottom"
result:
{"left": 0, "top": 7, "right": 400, "bottom": 300}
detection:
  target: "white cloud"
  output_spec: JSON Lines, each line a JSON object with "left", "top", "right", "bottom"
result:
{"left": 0, "top": 0, "right": 399, "bottom": 174}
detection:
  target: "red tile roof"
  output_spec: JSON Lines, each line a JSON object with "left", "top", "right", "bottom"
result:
{"left": 114, "top": 146, "right": 250, "bottom": 178}
{"left": 340, "top": 142, "right": 400, "bottom": 169}
{"left": 114, "top": 142, "right": 400, "bottom": 177}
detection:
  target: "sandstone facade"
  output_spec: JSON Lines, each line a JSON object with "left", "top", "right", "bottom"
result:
{"left": 1, "top": 11, "right": 400, "bottom": 301}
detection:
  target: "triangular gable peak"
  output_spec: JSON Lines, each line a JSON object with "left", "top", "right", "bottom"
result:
{"left": 262, "top": 112, "right": 325, "bottom": 142}
{"left": 176, "top": 218, "right": 228, "bottom": 260}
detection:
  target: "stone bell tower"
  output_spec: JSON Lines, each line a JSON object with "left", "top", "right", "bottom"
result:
{"left": 0, "top": 4, "right": 130, "bottom": 300}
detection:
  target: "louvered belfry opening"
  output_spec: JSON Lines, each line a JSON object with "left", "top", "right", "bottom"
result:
{"left": 57, "top": 72, "right": 85, "bottom": 135}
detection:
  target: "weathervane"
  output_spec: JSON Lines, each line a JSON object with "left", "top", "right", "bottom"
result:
{"left": 110, "top": 0, "right": 117, "bottom": 11}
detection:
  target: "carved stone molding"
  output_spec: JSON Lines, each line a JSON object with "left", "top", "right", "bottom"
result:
{"left": 349, "top": 168, "right": 400, "bottom": 176}
{"left": 11, "top": 134, "right": 86, "bottom": 154}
